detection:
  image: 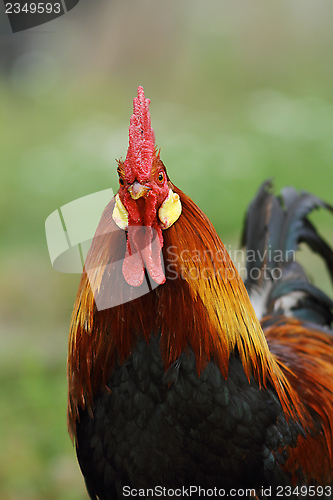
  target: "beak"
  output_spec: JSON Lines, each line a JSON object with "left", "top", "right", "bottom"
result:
{"left": 128, "top": 181, "right": 150, "bottom": 200}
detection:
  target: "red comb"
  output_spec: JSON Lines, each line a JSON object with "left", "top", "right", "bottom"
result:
{"left": 124, "top": 86, "right": 156, "bottom": 182}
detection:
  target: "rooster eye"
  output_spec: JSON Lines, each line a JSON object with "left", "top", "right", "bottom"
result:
{"left": 158, "top": 172, "right": 164, "bottom": 183}
{"left": 119, "top": 177, "right": 124, "bottom": 186}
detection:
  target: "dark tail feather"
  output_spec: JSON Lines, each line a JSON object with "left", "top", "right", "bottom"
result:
{"left": 241, "top": 181, "right": 333, "bottom": 327}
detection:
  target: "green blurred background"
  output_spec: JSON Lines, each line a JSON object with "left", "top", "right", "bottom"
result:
{"left": 0, "top": 0, "right": 332, "bottom": 498}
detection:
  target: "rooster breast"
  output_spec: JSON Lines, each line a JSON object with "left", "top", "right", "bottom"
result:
{"left": 75, "top": 333, "right": 301, "bottom": 500}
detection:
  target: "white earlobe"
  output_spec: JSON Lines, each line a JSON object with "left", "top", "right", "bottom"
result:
{"left": 112, "top": 194, "right": 128, "bottom": 230}
{"left": 159, "top": 189, "right": 182, "bottom": 229}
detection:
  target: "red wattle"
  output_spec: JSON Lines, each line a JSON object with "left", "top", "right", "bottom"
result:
{"left": 142, "top": 227, "right": 166, "bottom": 285}
{"left": 122, "top": 226, "right": 165, "bottom": 287}
{"left": 122, "top": 232, "right": 145, "bottom": 287}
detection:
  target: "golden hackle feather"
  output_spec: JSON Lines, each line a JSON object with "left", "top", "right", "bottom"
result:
{"left": 68, "top": 186, "right": 304, "bottom": 439}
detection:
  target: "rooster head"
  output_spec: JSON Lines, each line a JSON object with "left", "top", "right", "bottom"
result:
{"left": 112, "top": 86, "right": 182, "bottom": 287}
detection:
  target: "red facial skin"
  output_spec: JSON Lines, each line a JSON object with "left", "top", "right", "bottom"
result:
{"left": 116, "top": 156, "right": 170, "bottom": 286}
{"left": 117, "top": 155, "right": 170, "bottom": 230}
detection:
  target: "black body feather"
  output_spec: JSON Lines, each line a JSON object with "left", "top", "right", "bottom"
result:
{"left": 76, "top": 335, "right": 301, "bottom": 500}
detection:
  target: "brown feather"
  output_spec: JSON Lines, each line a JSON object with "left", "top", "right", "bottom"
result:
{"left": 265, "top": 317, "right": 333, "bottom": 484}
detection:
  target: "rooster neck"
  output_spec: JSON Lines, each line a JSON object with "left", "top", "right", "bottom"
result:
{"left": 67, "top": 187, "right": 302, "bottom": 439}
{"left": 159, "top": 187, "right": 270, "bottom": 377}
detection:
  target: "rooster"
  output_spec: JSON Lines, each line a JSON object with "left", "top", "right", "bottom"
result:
{"left": 68, "top": 86, "right": 333, "bottom": 499}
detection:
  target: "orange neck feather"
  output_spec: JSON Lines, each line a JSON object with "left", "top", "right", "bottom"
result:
{"left": 67, "top": 186, "right": 302, "bottom": 438}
